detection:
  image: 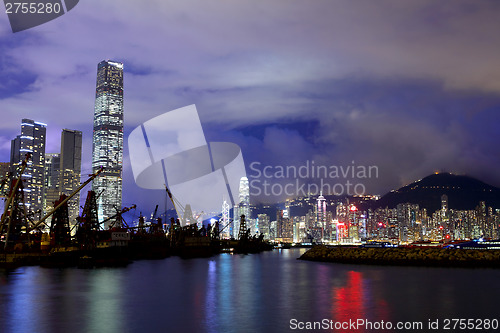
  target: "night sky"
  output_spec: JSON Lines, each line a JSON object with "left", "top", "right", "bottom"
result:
{"left": 1, "top": 1, "right": 500, "bottom": 214}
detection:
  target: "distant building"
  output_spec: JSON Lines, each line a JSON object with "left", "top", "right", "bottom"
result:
{"left": 293, "top": 215, "right": 306, "bottom": 243}
{"left": 221, "top": 200, "right": 230, "bottom": 239}
{"left": 0, "top": 162, "right": 9, "bottom": 196}
{"left": 0, "top": 162, "right": 9, "bottom": 180}
{"left": 269, "top": 221, "right": 277, "bottom": 240}
{"left": 258, "top": 213, "right": 270, "bottom": 239}
{"left": 441, "top": 194, "right": 448, "bottom": 212}
{"left": 316, "top": 192, "right": 326, "bottom": 228}
{"left": 10, "top": 118, "right": 47, "bottom": 216}
{"left": 277, "top": 209, "right": 293, "bottom": 243}
{"left": 183, "top": 204, "right": 196, "bottom": 225}
{"left": 233, "top": 176, "right": 250, "bottom": 238}
{"left": 43, "top": 129, "right": 82, "bottom": 230}
{"left": 92, "top": 60, "right": 124, "bottom": 225}
{"left": 44, "top": 153, "right": 61, "bottom": 217}
{"left": 0, "top": 162, "right": 10, "bottom": 213}
{"left": 59, "top": 129, "right": 82, "bottom": 226}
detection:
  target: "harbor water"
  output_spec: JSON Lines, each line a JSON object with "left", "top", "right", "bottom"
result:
{"left": 1, "top": 248, "right": 499, "bottom": 333}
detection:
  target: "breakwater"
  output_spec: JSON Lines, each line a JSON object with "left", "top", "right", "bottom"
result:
{"left": 299, "top": 245, "right": 500, "bottom": 268}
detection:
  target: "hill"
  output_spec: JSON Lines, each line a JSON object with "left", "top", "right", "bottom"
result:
{"left": 375, "top": 173, "right": 500, "bottom": 212}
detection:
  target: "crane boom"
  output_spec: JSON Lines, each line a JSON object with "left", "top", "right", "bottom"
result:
{"left": 164, "top": 185, "right": 186, "bottom": 225}
{"left": 29, "top": 167, "right": 103, "bottom": 232}
{"left": 0, "top": 153, "right": 31, "bottom": 231}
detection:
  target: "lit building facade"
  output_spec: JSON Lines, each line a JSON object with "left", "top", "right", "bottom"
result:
{"left": 257, "top": 213, "right": 270, "bottom": 239}
{"left": 92, "top": 60, "right": 124, "bottom": 224}
{"left": 0, "top": 162, "right": 10, "bottom": 195}
{"left": 233, "top": 176, "right": 250, "bottom": 238}
{"left": 43, "top": 129, "right": 82, "bottom": 229}
{"left": 221, "top": 200, "right": 230, "bottom": 239}
{"left": 316, "top": 192, "right": 326, "bottom": 228}
{"left": 10, "top": 118, "right": 47, "bottom": 216}
{"left": 277, "top": 209, "right": 293, "bottom": 243}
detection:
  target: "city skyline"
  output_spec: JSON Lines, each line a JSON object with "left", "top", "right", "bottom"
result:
{"left": 2, "top": 3, "right": 500, "bottom": 332}
{"left": 1, "top": 1, "right": 500, "bottom": 215}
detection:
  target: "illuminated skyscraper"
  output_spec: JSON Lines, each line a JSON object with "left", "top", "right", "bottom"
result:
{"left": 441, "top": 194, "right": 448, "bottom": 219}
{"left": 92, "top": 60, "right": 124, "bottom": 224}
{"left": 233, "top": 176, "right": 250, "bottom": 238}
{"left": 10, "top": 118, "right": 47, "bottom": 216}
{"left": 43, "top": 129, "right": 82, "bottom": 230}
{"left": 277, "top": 209, "right": 293, "bottom": 242}
{"left": 316, "top": 192, "right": 326, "bottom": 227}
{"left": 221, "top": 199, "right": 230, "bottom": 239}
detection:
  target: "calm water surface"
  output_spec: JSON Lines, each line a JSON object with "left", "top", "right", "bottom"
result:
{"left": 1, "top": 248, "right": 499, "bottom": 333}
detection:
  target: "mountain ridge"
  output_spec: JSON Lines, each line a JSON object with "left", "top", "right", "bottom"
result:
{"left": 374, "top": 173, "right": 500, "bottom": 212}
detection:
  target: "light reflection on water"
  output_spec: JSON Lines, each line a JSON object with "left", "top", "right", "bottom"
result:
{"left": 1, "top": 248, "right": 500, "bottom": 333}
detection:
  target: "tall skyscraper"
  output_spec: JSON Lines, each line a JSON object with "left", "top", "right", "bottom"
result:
{"left": 441, "top": 194, "right": 448, "bottom": 218}
{"left": 221, "top": 199, "right": 230, "bottom": 239}
{"left": 92, "top": 60, "right": 124, "bottom": 224}
{"left": 60, "top": 129, "right": 82, "bottom": 226}
{"left": 44, "top": 153, "right": 61, "bottom": 217}
{"left": 233, "top": 176, "right": 250, "bottom": 238}
{"left": 238, "top": 176, "right": 250, "bottom": 217}
{"left": 277, "top": 209, "right": 293, "bottom": 243}
{"left": 10, "top": 118, "right": 46, "bottom": 216}
{"left": 257, "top": 213, "right": 270, "bottom": 239}
{"left": 43, "top": 129, "right": 82, "bottom": 230}
{"left": 316, "top": 192, "right": 326, "bottom": 228}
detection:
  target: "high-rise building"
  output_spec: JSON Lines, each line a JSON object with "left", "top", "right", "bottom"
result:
{"left": 0, "top": 162, "right": 9, "bottom": 180}
{"left": 277, "top": 209, "right": 293, "bottom": 243}
{"left": 10, "top": 118, "right": 46, "bottom": 216}
{"left": 60, "top": 129, "right": 82, "bottom": 226}
{"left": 44, "top": 153, "right": 60, "bottom": 218}
{"left": 238, "top": 176, "right": 250, "bottom": 217}
{"left": 233, "top": 176, "right": 250, "bottom": 238}
{"left": 43, "top": 129, "right": 82, "bottom": 229}
{"left": 257, "top": 213, "right": 270, "bottom": 239}
{"left": 0, "top": 162, "right": 10, "bottom": 213}
{"left": 316, "top": 192, "right": 326, "bottom": 228}
{"left": 441, "top": 194, "right": 448, "bottom": 212}
{"left": 92, "top": 60, "right": 124, "bottom": 225}
{"left": 221, "top": 200, "right": 230, "bottom": 239}
{"left": 0, "top": 162, "right": 9, "bottom": 194}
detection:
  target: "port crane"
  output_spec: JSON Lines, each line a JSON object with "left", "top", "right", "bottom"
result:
{"left": 164, "top": 185, "right": 188, "bottom": 226}
{"left": 102, "top": 204, "right": 137, "bottom": 229}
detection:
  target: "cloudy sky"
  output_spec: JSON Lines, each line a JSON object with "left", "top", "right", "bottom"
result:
{"left": 1, "top": 0, "right": 500, "bottom": 213}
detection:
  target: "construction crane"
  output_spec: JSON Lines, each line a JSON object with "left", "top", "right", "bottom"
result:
{"left": 0, "top": 153, "right": 31, "bottom": 249}
{"left": 193, "top": 211, "right": 205, "bottom": 227}
{"left": 29, "top": 167, "right": 104, "bottom": 232}
{"left": 101, "top": 204, "right": 137, "bottom": 229}
{"left": 150, "top": 204, "right": 159, "bottom": 222}
{"left": 164, "top": 185, "right": 186, "bottom": 225}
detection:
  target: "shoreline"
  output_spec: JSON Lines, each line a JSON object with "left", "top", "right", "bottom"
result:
{"left": 298, "top": 245, "right": 500, "bottom": 268}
